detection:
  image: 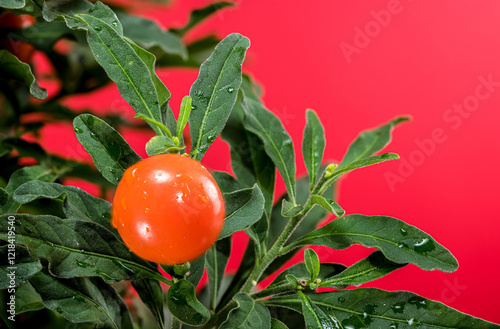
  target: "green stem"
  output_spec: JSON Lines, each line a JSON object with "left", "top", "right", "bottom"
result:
{"left": 239, "top": 214, "right": 303, "bottom": 294}
{"left": 251, "top": 282, "right": 295, "bottom": 300}
{"left": 134, "top": 114, "right": 175, "bottom": 140}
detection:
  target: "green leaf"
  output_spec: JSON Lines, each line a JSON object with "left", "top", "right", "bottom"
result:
{"left": 0, "top": 0, "right": 24, "bottom": 9}
{"left": 259, "top": 263, "right": 346, "bottom": 298}
{"left": 219, "top": 184, "right": 265, "bottom": 240}
{"left": 177, "top": 96, "right": 192, "bottom": 140}
{"left": 302, "top": 109, "right": 326, "bottom": 190}
{"left": 328, "top": 153, "right": 399, "bottom": 182}
{"left": 117, "top": 10, "right": 187, "bottom": 58}
{"left": 220, "top": 293, "right": 271, "bottom": 329}
{"left": 242, "top": 96, "right": 296, "bottom": 204}
{"left": 0, "top": 214, "right": 167, "bottom": 283}
{"left": 263, "top": 288, "right": 500, "bottom": 329}
{"left": 185, "top": 254, "right": 206, "bottom": 287}
{"left": 310, "top": 195, "right": 345, "bottom": 218}
{"left": 166, "top": 280, "right": 210, "bottom": 326}
{"left": 265, "top": 170, "right": 336, "bottom": 277}
{"left": 0, "top": 50, "right": 47, "bottom": 100}
{"left": 281, "top": 199, "right": 303, "bottom": 217}
{"left": 0, "top": 245, "right": 41, "bottom": 289}
{"left": 287, "top": 214, "right": 459, "bottom": 272}
{"left": 13, "top": 180, "right": 115, "bottom": 233}
{"left": 222, "top": 88, "right": 275, "bottom": 216}
{"left": 213, "top": 171, "right": 245, "bottom": 193}
{"left": 271, "top": 318, "right": 289, "bottom": 329}
{"left": 338, "top": 116, "right": 409, "bottom": 171}
{"left": 297, "top": 290, "right": 339, "bottom": 329}
{"left": 125, "top": 38, "right": 171, "bottom": 113}
{"left": 320, "top": 251, "right": 405, "bottom": 288}
{"left": 29, "top": 268, "right": 133, "bottom": 329}
{"left": 146, "top": 135, "right": 181, "bottom": 156}
{"left": 222, "top": 87, "right": 275, "bottom": 257}
{"left": 304, "top": 249, "right": 320, "bottom": 281}
{"left": 73, "top": 114, "right": 142, "bottom": 185}
{"left": 1, "top": 165, "right": 57, "bottom": 214}
{"left": 172, "top": 2, "right": 235, "bottom": 36}
{"left": 15, "top": 282, "right": 44, "bottom": 315}
{"left": 7, "top": 0, "right": 41, "bottom": 16}
{"left": 189, "top": 33, "right": 250, "bottom": 160}
{"left": 206, "top": 238, "right": 230, "bottom": 310}
{"left": 131, "top": 279, "right": 165, "bottom": 329}
{"left": 0, "top": 188, "right": 8, "bottom": 207}
{"left": 268, "top": 307, "right": 304, "bottom": 329}
{"left": 76, "top": 13, "right": 166, "bottom": 135}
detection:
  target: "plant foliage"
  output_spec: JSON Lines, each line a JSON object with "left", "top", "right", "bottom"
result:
{"left": 0, "top": 1, "right": 498, "bottom": 328}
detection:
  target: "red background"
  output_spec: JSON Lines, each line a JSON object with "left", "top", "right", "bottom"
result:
{"left": 40, "top": 0, "right": 500, "bottom": 324}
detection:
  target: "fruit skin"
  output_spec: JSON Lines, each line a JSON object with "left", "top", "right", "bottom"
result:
{"left": 0, "top": 13, "right": 36, "bottom": 63}
{"left": 112, "top": 154, "right": 225, "bottom": 265}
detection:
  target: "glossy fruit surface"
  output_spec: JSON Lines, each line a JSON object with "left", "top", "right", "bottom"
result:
{"left": 112, "top": 154, "right": 225, "bottom": 264}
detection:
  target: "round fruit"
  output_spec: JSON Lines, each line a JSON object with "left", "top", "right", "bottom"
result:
{"left": 112, "top": 154, "right": 225, "bottom": 264}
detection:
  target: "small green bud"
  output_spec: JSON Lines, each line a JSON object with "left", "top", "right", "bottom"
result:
{"left": 173, "top": 262, "right": 191, "bottom": 277}
{"left": 324, "top": 163, "right": 338, "bottom": 178}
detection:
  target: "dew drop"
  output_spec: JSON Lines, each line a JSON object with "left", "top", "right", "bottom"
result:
{"left": 56, "top": 307, "right": 64, "bottom": 314}
{"left": 111, "top": 21, "right": 118, "bottom": 27}
{"left": 413, "top": 237, "right": 435, "bottom": 253}
{"left": 74, "top": 127, "right": 83, "bottom": 134}
{"left": 391, "top": 302, "right": 405, "bottom": 314}
{"left": 407, "top": 318, "right": 415, "bottom": 325}
{"left": 338, "top": 296, "right": 345, "bottom": 303}
{"left": 94, "top": 26, "right": 102, "bottom": 32}
{"left": 409, "top": 296, "right": 427, "bottom": 309}
{"left": 400, "top": 228, "right": 408, "bottom": 236}
{"left": 73, "top": 295, "right": 87, "bottom": 303}
{"left": 227, "top": 87, "right": 234, "bottom": 93}
{"left": 128, "top": 60, "right": 134, "bottom": 66}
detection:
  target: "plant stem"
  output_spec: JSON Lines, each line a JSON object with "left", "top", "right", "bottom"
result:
{"left": 134, "top": 113, "right": 174, "bottom": 140}
{"left": 250, "top": 282, "right": 295, "bottom": 300}
{"left": 239, "top": 214, "right": 303, "bottom": 294}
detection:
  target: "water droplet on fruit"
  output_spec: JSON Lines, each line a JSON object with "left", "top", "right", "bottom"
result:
{"left": 131, "top": 168, "right": 137, "bottom": 177}
{"left": 144, "top": 208, "right": 150, "bottom": 214}
{"left": 200, "top": 195, "right": 208, "bottom": 203}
